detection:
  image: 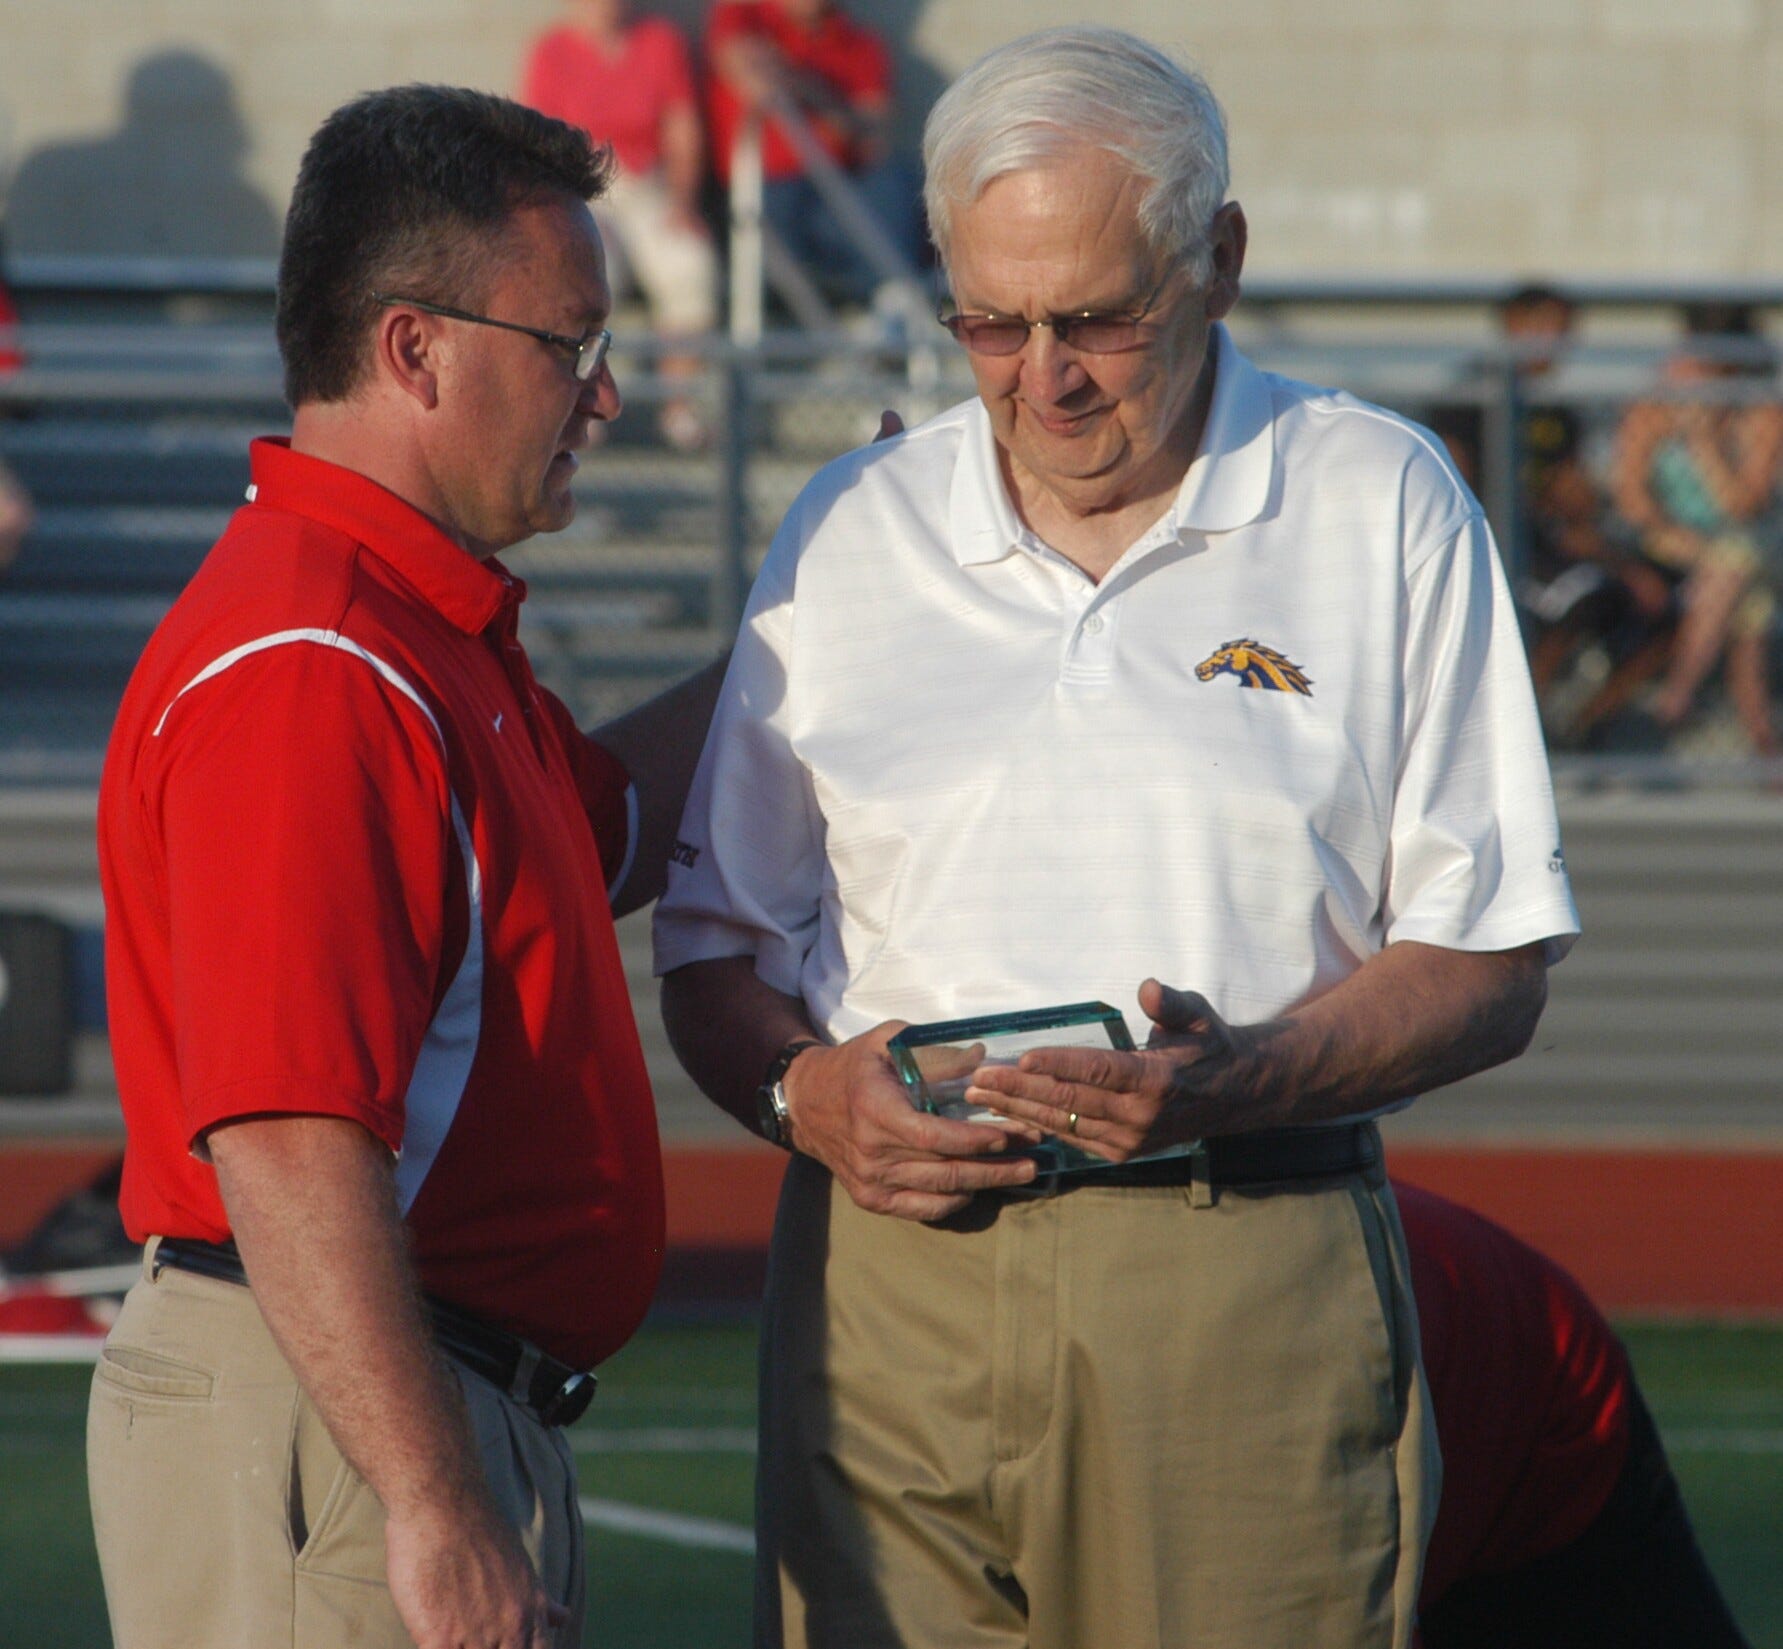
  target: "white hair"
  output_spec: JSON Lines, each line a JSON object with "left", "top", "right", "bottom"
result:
{"left": 922, "top": 26, "right": 1229, "bottom": 284}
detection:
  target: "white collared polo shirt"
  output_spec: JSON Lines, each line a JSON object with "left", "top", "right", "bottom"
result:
{"left": 655, "top": 326, "right": 1579, "bottom": 1063}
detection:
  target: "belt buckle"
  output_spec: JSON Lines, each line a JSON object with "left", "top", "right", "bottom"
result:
{"left": 538, "top": 1371, "right": 597, "bottom": 1428}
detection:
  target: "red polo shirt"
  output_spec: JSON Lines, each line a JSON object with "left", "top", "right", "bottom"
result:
{"left": 706, "top": 0, "right": 891, "bottom": 183}
{"left": 98, "top": 439, "right": 664, "bottom": 1369}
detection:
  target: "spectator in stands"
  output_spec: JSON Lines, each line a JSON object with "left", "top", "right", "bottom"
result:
{"left": 1612, "top": 302, "right": 1783, "bottom": 757}
{"left": 1402, "top": 1181, "right": 1751, "bottom": 1648}
{"left": 0, "top": 460, "right": 29, "bottom": 571}
{"left": 705, "top": 0, "right": 923, "bottom": 308}
{"left": 1497, "top": 286, "right": 1678, "bottom": 748}
{"left": 522, "top": 0, "right": 719, "bottom": 451}
{"left": 0, "top": 252, "right": 22, "bottom": 374}
{"left": 0, "top": 218, "right": 32, "bottom": 569}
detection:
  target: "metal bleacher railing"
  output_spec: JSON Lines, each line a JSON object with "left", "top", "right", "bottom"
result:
{"left": 2, "top": 264, "right": 1783, "bottom": 1133}
{"left": 3, "top": 261, "right": 1782, "bottom": 785}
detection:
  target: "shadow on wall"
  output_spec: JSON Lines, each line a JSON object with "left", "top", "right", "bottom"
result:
{"left": 7, "top": 47, "right": 279, "bottom": 259}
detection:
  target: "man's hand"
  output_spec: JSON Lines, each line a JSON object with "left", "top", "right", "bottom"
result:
{"left": 968, "top": 942, "right": 1550, "bottom": 1154}
{"left": 780, "top": 1025, "right": 1040, "bottom": 1221}
{"left": 386, "top": 1494, "right": 568, "bottom": 1649}
{"left": 965, "top": 979, "right": 1252, "bottom": 1161}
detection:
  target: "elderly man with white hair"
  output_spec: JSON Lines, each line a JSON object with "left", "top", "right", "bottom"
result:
{"left": 657, "top": 26, "right": 1579, "bottom": 1648}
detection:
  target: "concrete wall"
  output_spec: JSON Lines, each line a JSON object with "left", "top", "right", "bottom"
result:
{"left": 1, "top": 0, "right": 1778, "bottom": 277}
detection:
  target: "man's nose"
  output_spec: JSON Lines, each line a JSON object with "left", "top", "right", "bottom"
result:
{"left": 1019, "top": 325, "right": 1085, "bottom": 397}
{"left": 580, "top": 360, "right": 622, "bottom": 421}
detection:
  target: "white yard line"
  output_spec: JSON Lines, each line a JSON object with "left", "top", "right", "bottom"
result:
{"left": 0, "top": 1335, "right": 105, "bottom": 1363}
{"left": 1665, "top": 1429, "right": 1783, "bottom": 1455}
{"left": 579, "top": 1497, "right": 755, "bottom": 1554}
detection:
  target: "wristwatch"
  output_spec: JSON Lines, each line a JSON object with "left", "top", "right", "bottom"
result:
{"left": 756, "top": 1038, "right": 821, "bottom": 1150}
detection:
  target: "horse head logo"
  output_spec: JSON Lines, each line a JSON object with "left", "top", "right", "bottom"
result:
{"left": 1194, "top": 638, "right": 1314, "bottom": 696}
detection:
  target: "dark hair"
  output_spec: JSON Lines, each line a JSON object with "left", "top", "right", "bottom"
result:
{"left": 1501, "top": 282, "right": 1572, "bottom": 318}
{"left": 276, "top": 84, "right": 613, "bottom": 407}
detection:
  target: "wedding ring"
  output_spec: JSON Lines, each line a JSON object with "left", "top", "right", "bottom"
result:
{"left": 1065, "top": 1111, "right": 1080, "bottom": 1135}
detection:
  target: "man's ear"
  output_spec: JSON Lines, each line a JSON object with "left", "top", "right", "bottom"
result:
{"left": 1203, "top": 201, "right": 1247, "bottom": 323}
{"left": 374, "top": 305, "right": 442, "bottom": 410}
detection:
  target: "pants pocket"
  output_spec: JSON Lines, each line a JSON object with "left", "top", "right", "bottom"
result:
{"left": 94, "top": 1345, "right": 216, "bottom": 1402}
{"left": 289, "top": 1394, "right": 384, "bottom": 1581}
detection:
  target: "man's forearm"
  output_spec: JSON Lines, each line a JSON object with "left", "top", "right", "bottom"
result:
{"left": 209, "top": 1114, "right": 553, "bottom": 1642}
{"left": 1233, "top": 939, "right": 1550, "bottom": 1129}
{"left": 208, "top": 1115, "right": 488, "bottom": 1521}
{"left": 660, "top": 955, "right": 818, "bottom": 1133}
{"left": 591, "top": 652, "right": 729, "bottom": 916}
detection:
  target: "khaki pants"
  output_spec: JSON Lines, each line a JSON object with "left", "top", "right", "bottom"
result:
{"left": 757, "top": 1146, "right": 1437, "bottom": 1649}
{"left": 87, "top": 1243, "right": 586, "bottom": 1649}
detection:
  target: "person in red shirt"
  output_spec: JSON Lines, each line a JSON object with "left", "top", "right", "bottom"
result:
{"left": 522, "top": 0, "right": 718, "bottom": 449}
{"left": 89, "top": 85, "right": 722, "bottom": 1649}
{"left": 706, "top": 0, "right": 922, "bottom": 307}
{"left": 0, "top": 249, "right": 29, "bottom": 570}
{"left": 1400, "top": 1182, "right": 1751, "bottom": 1648}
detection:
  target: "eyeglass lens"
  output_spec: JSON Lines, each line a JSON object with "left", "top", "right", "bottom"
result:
{"left": 943, "top": 313, "right": 1147, "bottom": 356}
{"left": 574, "top": 330, "right": 612, "bottom": 382}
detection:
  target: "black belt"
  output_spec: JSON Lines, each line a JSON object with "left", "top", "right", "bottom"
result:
{"left": 150, "top": 1236, "right": 597, "bottom": 1428}
{"left": 1016, "top": 1121, "right": 1380, "bottom": 1196}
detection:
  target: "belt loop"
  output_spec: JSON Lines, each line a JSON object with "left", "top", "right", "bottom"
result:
{"left": 143, "top": 1234, "right": 165, "bottom": 1282}
{"left": 508, "top": 1343, "right": 542, "bottom": 1407}
{"left": 1188, "top": 1144, "right": 1216, "bottom": 1209}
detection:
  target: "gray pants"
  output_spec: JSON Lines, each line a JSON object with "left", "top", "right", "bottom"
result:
{"left": 88, "top": 1240, "right": 586, "bottom": 1649}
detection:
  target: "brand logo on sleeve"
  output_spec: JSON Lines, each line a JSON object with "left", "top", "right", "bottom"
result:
{"left": 1194, "top": 638, "right": 1314, "bottom": 696}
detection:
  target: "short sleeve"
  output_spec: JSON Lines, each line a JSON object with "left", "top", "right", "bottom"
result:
{"left": 653, "top": 506, "right": 825, "bottom": 992}
{"left": 1384, "top": 512, "right": 1579, "bottom": 961}
{"left": 147, "top": 643, "right": 455, "bottom": 1150}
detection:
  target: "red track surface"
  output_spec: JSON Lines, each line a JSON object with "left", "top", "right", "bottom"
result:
{"left": 662, "top": 1143, "right": 1783, "bottom": 1319}
{"left": 7, "top": 1141, "right": 1780, "bottom": 1318}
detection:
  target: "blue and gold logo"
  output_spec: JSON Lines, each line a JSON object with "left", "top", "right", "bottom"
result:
{"left": 1194, "top": 638, "right": 1314, "bottom": 696}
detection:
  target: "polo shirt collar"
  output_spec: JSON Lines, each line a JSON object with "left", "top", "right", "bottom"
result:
{"left": 946, "top": 322, "right": 1276, "bottom": 568}
{"left": 245, "top": 437, "right": 514, "bottom": 634}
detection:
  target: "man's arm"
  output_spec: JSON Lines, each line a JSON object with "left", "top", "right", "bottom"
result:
{"left": 590, "top": 652, "right": 728, "bottom": 916}
{"left": 208, "top": 1115, "right": 563, "bottom": 1649}
{"left": 968, "top": 940, "right": 1549, "bottom": 1159}
{"left": 660, "top": 956, "right": 1041, "bottom": 1221}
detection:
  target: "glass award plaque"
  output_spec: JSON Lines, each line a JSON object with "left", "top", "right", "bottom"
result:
{"left": 888, "top": 1002, "right": 1140, "bottom": 1171}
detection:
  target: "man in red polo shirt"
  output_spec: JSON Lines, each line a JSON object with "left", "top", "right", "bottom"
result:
{"left": 706, "top": 0, "right": 922, "bottom": 306}
{"left": 90, "top": 86, "right": 721, "bottom": 1649}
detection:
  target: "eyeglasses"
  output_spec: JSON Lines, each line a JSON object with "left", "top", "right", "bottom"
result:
{"left": 938, "top": 275, "right": 1169, "bottom": 357}
{"left": 372, "top": 293, "right": 613, "bottom": 382}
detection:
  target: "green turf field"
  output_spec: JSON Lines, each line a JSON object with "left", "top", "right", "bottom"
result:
{"left": 4, "top": 1319, "right": 1779, "bottom": 1647}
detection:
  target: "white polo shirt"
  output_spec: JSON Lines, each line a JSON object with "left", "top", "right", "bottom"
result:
{"left": 655, "top": 326, "right": 1579, "bottom": 1068}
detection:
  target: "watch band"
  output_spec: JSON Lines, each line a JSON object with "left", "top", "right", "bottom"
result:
{"left": 756, "top": 1037, "right": 821, "bottom": 1149}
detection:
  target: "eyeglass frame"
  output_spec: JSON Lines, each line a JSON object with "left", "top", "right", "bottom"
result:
{"left": 372, "top": 293, "right": 612, "bottom": 382}
{"left": 936, "top": 272, "right": 1173, "bottom": 357}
